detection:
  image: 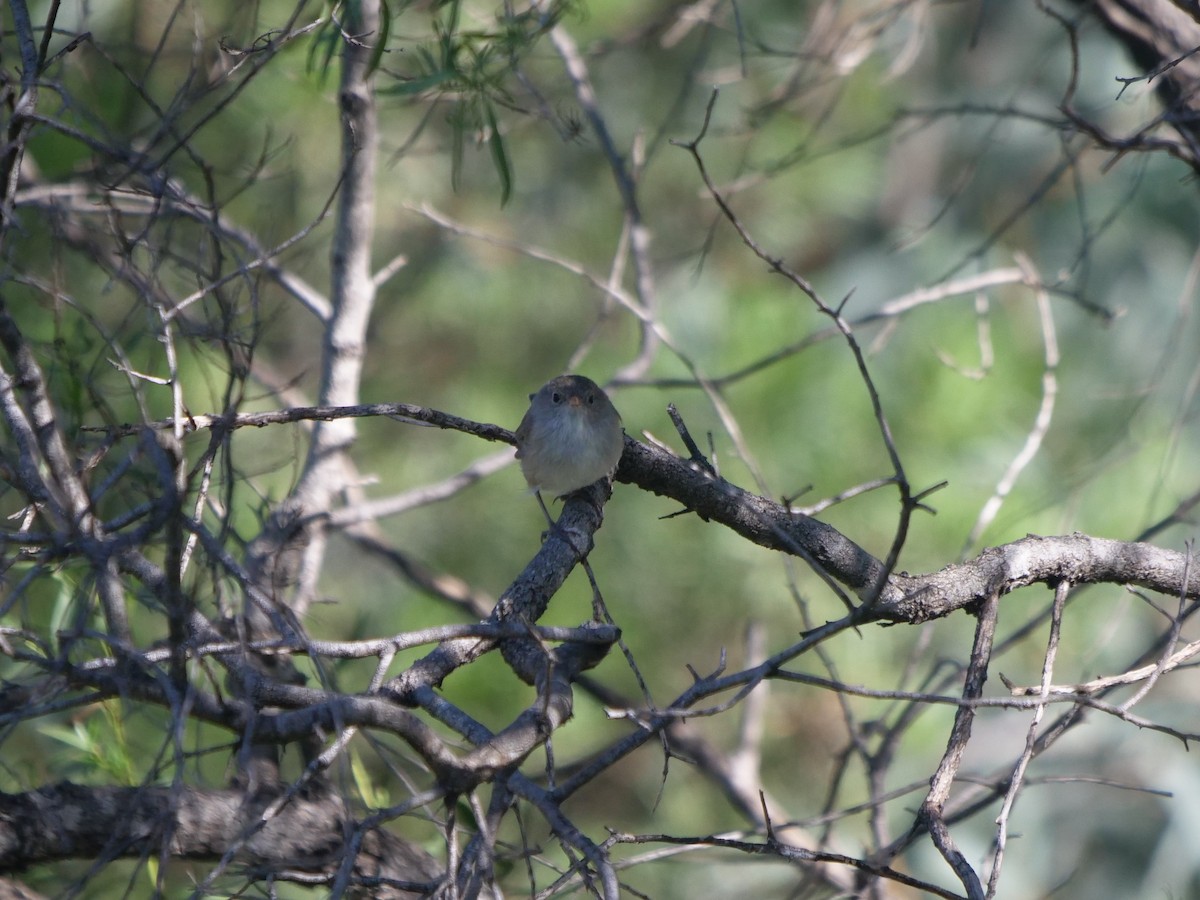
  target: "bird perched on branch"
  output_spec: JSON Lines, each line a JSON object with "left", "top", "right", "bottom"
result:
{"left": 515, "top": 374, "right": 624, "bottom": 519}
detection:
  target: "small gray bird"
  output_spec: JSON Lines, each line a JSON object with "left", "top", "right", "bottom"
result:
{"left": 514, "top": 374, "right": 624, "bottom": 500}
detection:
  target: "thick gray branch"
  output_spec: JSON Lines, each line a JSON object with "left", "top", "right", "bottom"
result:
{"left": 0, "top": 782, "right": 441, "bottom": 894}
{"left": 1076, "top": 0, "right": 1200, "bottom": 168}
{"left": 615, "top": 440, "right": 1200, "bottom": 620}
{"left": 879, "top": 533, "right": 1199, "bottom": 622}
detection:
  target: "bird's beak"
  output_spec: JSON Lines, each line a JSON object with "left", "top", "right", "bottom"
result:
{"left": 568, "top": 396, "right": 582, "bottom": 408}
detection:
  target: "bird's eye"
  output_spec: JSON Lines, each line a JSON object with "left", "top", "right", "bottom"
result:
{"left": 587, "top": 394, "right": 595, "bottom": 404}
{"left": 551, "top": 392, "right": 562, "bottom": 404}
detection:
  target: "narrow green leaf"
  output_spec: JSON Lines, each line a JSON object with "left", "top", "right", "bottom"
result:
{"left": 41, "top": 722, "right": 95, "bottom": 753}
{"left": 367, "top": 0, "right": 391, "bottom": 76}
{"left": 450, "top": 112, "right": 464, "bottom": 194}
{"left": 444, "top": 0, "right": 461, "bottom": 37}
{"left": 484, "top": 101, "right": 512, "bottom": 206}
{"left": 305, "top": 19, "right": 340, "bottom": 84}
{"left": 380, "top": 69, "right": 455, "bottom": 97}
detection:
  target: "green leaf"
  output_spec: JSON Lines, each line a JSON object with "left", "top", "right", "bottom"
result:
{"left": 41, "top": 721, "right": 95, "bottom": 753}
{"left": 442, "top": 0, "right": 461, "bottom": 37}
{"left": 450, "top": 111, "right": 464, "bottom": 194}
{"left": 367, "top": 0, "right": 391, "bottom": 76}
{"left": 350, "top": 749, "right": 389, "bottom": 808}
{"left": 43, "top": 702, "right": 138, "bottom": 785}
{"left": 380, "top": 68, "right": 456, "bottom": 97}
{"left": 305, "top": 17, "right": 341, "bottom": 83}
{"left": 483, "top": 101, "right": 512, "bottom": 206}
{"left": 48, "top": 570, "right": 74, "bottom": 644}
